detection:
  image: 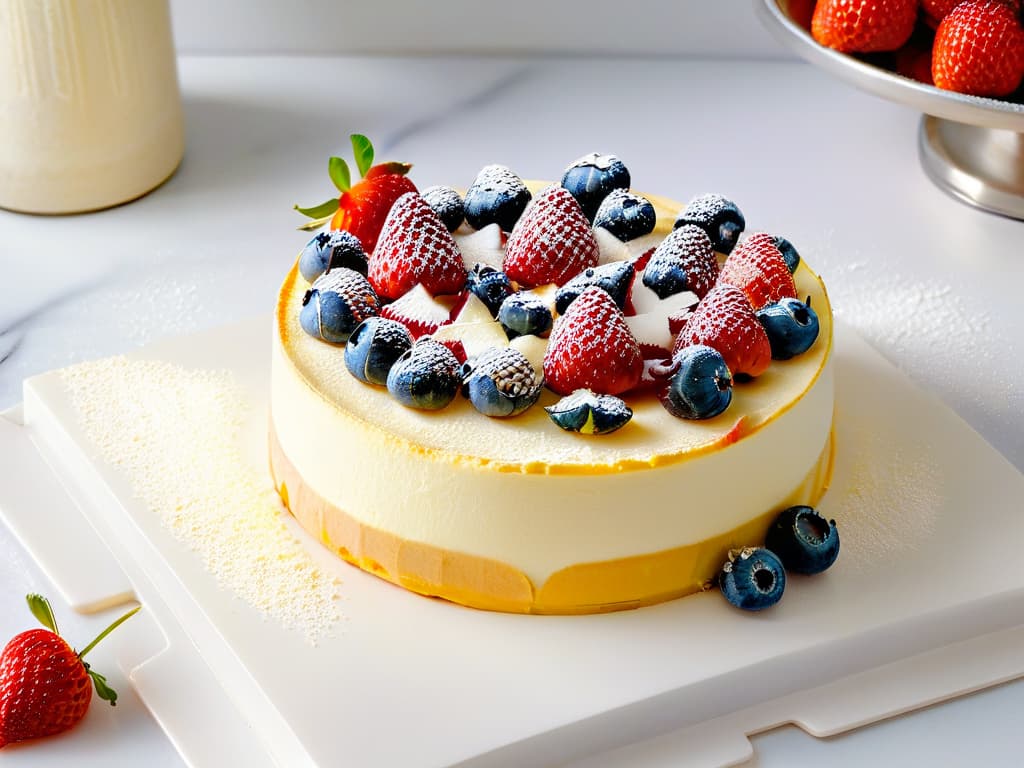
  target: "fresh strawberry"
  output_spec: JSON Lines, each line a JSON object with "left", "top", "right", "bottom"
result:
{"left": 503, "top": 186, "right": 600, "bottom": 288}
{"left": 294, "top": 134, "right": 417, "bottom": 255}
{"left": 543, "top": 286, "right": 643, "bottom": 396}
{"left": 0, "top": 595, "right": 138, "bottom": 748}
{"left": 719, "top": 234, "right": 798, "bottom": 310}
{"left": 673, "top": 283, "right": 772, "bottom": 379}
{"left": 379, "top": 283, "right": 454, "bottom": 338}
{"left": 932, "top": 0, "right": 1024, "bottom": 97}
{"left": 811, "top": 0, "right": 918, "bottom": 53}
{"left": 923, "top": 0, "right": 1020, "bottom": 25}
{"left": 368, "top": 192, "right": 467, "bottom": 301}
{"left": 895, "top": 43, "right": 936, "bottom": 84}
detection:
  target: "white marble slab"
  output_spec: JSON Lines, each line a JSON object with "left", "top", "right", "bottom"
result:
{"left": 0, "top": 53, "right": 1021, "bottom": 766}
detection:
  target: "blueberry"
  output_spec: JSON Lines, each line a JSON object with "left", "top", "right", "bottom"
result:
{"left": 641, "top": 224, "right": 717, "bottom": 300}
{"left": 756, "top": 297, "right": 820, "bottom": 360}
{"left": 463, "top": 165, "right": 532, "bottom": 232}
{"left": 593, "top": 189, "right": 656, "bottom": 242}
{"left": 498, "top": 292, "right": 552, "bottom": 338}
{"left": 298, "top": 230, "right": 368, "bottom": 283}
{"left": 674, "top": 194, "right": 745, "bottom": 255}
{"left": 299, "top": 268, "right": 380, "bottom": 344}
{"left": 385, "top": 337, "right": 461, "bottom": 410}
{"left": 660, "top": 345, "right": 733, "bottom": 420}
{"left": 344, "top": 317, "right": 414, "bottom": 385}
{"left": 765, "top": 506, "right": 839, "bottom": 575}
{"left": 461, "top": 347, "right": 542, "bottom": 417}
{"left": 555, "top": 260, "right": 634, "bottom": 315}
{"left": 422, "top": 185, "right": 465, "bottom": 232}
{"left": 772, "top": 235, "right": 801, "bottom": 274}
{"left": 466, "top": 264, "right": 513, "bottom": 317}
{"left": 545, "top": 389, "right": 633, "bottom": 435}
{"left": 560, "top": 153, "right": 631, "bottom": 222}
{"left": 719, "top": 547, "right": 786, "bottom": 611}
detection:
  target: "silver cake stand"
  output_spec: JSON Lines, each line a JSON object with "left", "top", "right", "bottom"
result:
{"left": 758, "top": 0, "right": 1024, "bottom": 220}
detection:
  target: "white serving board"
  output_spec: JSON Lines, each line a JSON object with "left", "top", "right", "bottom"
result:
{"left": 1, "top": 316, "right": 1022, "bottom": 768}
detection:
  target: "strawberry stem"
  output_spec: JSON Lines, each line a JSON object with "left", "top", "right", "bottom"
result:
{"left": 77, "top": 605, "right": 140, "bottom": 661}
{"left": 26, "top": 593, "right": 59, "bottom": 635}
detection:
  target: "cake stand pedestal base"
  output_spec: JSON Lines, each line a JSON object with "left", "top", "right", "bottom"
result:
{"left": 919, "top": 115, "right": 1024, "bottom": 220}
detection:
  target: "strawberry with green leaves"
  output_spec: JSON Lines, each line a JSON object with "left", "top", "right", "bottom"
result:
{"left": 0, "top": 595, "right": 139, "bottom": 747}
{"left": 295, "top": 135, "right": 417, "bottom": 254}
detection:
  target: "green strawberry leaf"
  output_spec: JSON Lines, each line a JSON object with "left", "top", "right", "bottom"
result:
{"left": 26, "top": 593, "right": 59, "bottom": 635}
{"left": 351, "top": 134, "right": 374, "bottom": 178}
{"left": 87, "top": 667, "right": 119, "bottom": 706}
{"left": 293, "top": 198, "right": 340, "bottom": 219}
{"left": 328, "top": 156, "right": 351, "bottom": 193}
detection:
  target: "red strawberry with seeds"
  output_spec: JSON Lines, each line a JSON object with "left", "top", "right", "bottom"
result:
{"left": 811, "top": 0, "right": 918, "bottom": 53}
{"left": 295, "top": 134, "right": 417, "bottom": 255}
{"left": 0, "top": 595, "right": 138, "bottom": 747}
{"left": 503, "top": 186, "right": 600, "bottom": 288}
{"left": 932, "top": 0, "right": 1024, "bottom": 97}
{"left": 543, "top": 286, "right": 643, "bottom": 396}
{"left": 719, "top": 234, "right": 798, "bottom": 310}
{"left": 368, "top": 192, "right": 467, "bottom": 301}
{"left": 674, "top": 283, "right": 772, "bottom": 379}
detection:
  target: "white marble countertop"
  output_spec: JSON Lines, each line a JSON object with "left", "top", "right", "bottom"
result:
{"left": 0, "top": 54, "right": 1021, "bottom": 766}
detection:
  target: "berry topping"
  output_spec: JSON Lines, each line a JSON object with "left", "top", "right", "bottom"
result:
{"left": 466, "top": 263, "right": 513, "bottom": 317}
{"left": 298, "top": 230, "right": 368, "bottom": 283}
{"left": 641, "top": 224, "right": 719, "bottom": 300}
{"left": 719, "top": 235, "right": 798, "bottom": 310}
{"left": 294, "top": 134, "right": 416, "bottom": 255}
{"left": 555, "top": 260, "right": 635, "bottom": 315}
{"left": 560, "top": 153, "right": 631, "bottom": 222}
{"left": 463, "top": 165, "right": 532, "bottom": 232}
{"left": 674, "top": 282, "right": 772, "bottom": 379}
{"left": 719, "top": 547, "right": 786, "bottom": 611}
{"left": 462, "top": 347, "right": 543, "bottom": 417}
{"left": 0, "top": 594, "right": 138, "bottom": 747}
{"left": 503, "top": 185, "right": 600, "bottom": 287}
{"left": 545, "top": 389, "right": 633, "bottom": 435}
{"left": 498, "top": 291, "right": 553, "bottom": 338}
{"left": 385, "top": 337, "right": 461, "bottom": 410}
{"left": 765, "top": 506, "right": 841, "bottom": 575}
{"left": 756, "top": 297, "right": 820, "bottom": 360}
{"left": 593, "top": 189, "right": 656, "bottom": 242}
{"left": 344, "top": 317, "right": 414, "bottom": 385}
{"left": 932, "top": 0, "right": 1024, "bottom": 97}
{"left": 659, "top": 345, "right": 733, "bottom": 420}
{"left": 421, "top": 185, "right": 465, "bottom": 232}
{"left": 368, "top": 192, "right": 467, "bottom": 300}
{"left": 811, "top": 0, "right": 918, "bottom": 54}
{"left": 299, "top": 268, "right": 380, "bottom": 344}
{"left": 544, "top": 286, "right": 643, "bottom": 396}
{"left": 379, "top": 283, "right": 453, "bottom": 338}
{"left": 674, "top": 194, "right": 745, "bottom": 256}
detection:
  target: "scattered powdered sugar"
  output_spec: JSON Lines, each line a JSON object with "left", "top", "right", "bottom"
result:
{"left": 60, "top": 357, "right": 339, "bottom": 643}
{"left": 827, "top": 410, "right": 942, "bottom": 572}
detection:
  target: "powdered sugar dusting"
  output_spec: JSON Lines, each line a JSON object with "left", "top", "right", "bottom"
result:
{"left": 827, "top": 418, "right": 941, "bottom": 572}
{"left": 59, "top": 357, "right": 340, "bottom": 643}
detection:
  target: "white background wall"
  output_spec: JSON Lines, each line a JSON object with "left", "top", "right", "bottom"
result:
{"left": 169, "top": 0, "right": 787, "bottom": 56}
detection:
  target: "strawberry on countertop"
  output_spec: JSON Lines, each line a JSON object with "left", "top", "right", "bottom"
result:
{"left": 367, "top": 192, "right": 468, "bottom": 301}
{"left": 811, "top": 0, "right": 918, "bottom": 53}
{"left": 0, "top": 595, "right": 139, "bottom": 748}
{"left": 543, "top": 285, "right": 643, "bottom": 396}
{"left": 503, "top": 185, "right": 600, "bottom": 288}
{"left": 295, "top": 134, "right": 417, "bottom": 255}
{"left": 932, "top": 0, "right": 1024, "bottom": 97}
{"left": 674, "top": 282, "right": 772, "bottom": 379}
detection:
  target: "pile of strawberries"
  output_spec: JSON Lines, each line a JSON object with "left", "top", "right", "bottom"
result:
{"left": 811, "top": 0, "right": 1024, "bottom": 98}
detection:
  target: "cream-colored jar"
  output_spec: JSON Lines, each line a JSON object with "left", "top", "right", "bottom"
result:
{"left": 0, "top": 0, "right": 184, "bottom": 214}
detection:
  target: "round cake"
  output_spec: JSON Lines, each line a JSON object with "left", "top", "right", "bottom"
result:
{"left": 271, "top": 149, "right": 834, "bottom": 614}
